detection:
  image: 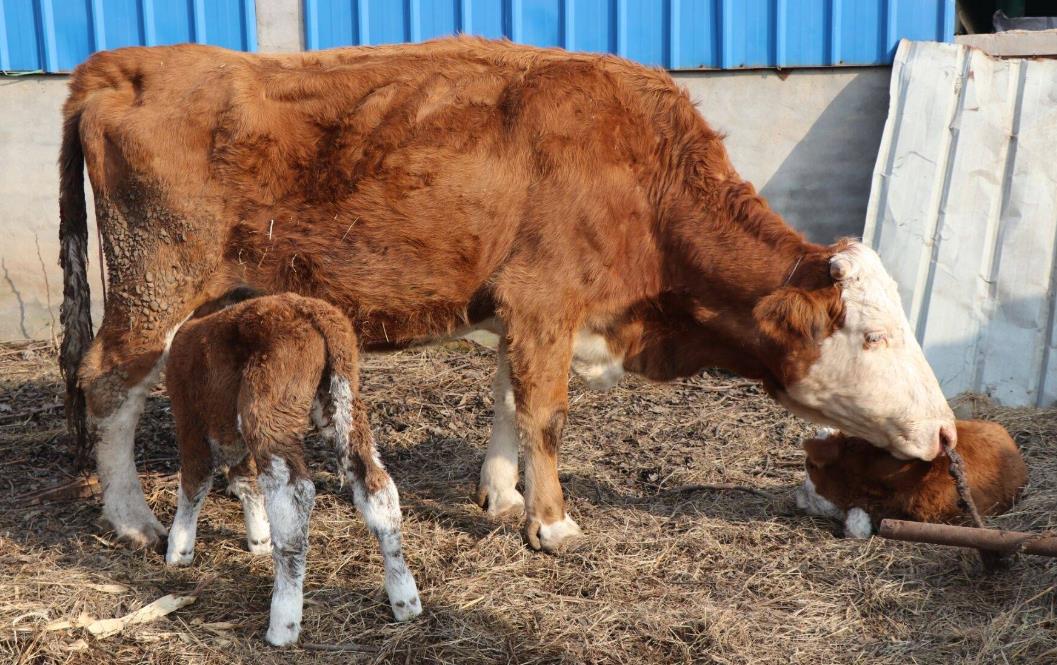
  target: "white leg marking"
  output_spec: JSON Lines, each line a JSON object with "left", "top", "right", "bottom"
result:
{"left": 258, "top": 458, "right": 315, "bottom": 647}
{"left": 166, "top": 476, "right": 212, "bottom": 566}
{"left": 536, "top": 513, "right": 583, "bottom": 551}
{"left": 352, "top": 476, "right": 422, "bottom": 621}
{"left": 95, "top": 320, "right": 188, "bottom": 546}
{"left": 843, "top": 507, "right": 873, "bottom": 539}
{"left": 95, "top": 367, "right": 164, "bottom": 545}
{"left": 229, "top": 477, "right": 272, "bottom": 555}
{"left": 478, "top": 341, "right": 525, "bottom": 516}
{"left": 329, "top": 374, "right": 422, "bottom": 622}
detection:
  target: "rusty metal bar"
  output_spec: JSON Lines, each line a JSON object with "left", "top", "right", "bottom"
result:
{"left": 879, "top": 519, "right": 1057, "bottom": 557}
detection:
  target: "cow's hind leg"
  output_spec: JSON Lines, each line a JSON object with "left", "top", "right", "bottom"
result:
{"left": 476, "top": 338, "right": 525, "bottom": 517}
{"left": 327, "top": 375, "right": 421, "bottom": 621}
{"left": 80, "top": 319, "right": 190, "bottom": 548}
{"left": 227, "top": 456, "right": 272, "bottom": 555}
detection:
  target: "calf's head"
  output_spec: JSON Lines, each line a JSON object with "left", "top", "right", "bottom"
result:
{"left": 755, "top": 241, "right": 955, "bottom": 461}
{"left": 798, "top": 420, "right": 1025, "bottom": 529}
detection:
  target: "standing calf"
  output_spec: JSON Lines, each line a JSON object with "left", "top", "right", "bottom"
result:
{"left": 165, "top": 292, "right": 421, "bottom": 646}
{"left": 796, "top": 420, "right": 1027, "bottom": 537}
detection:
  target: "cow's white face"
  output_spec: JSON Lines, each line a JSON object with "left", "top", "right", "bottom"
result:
{"left": 770, "top": 243, "right": 955, "bottom": 461}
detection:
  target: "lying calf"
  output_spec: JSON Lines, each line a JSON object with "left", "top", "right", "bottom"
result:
{"left": 796, "top": 420, "right": 1026, "bottom": 537}
{"left": 165, "top": 292, "right": 421, "bottom": 645}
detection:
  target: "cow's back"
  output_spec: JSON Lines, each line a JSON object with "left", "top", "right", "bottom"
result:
{"left": 67, "top": 37, "right": 717, "bottom": 345}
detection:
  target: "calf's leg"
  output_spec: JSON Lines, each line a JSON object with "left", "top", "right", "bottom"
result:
{"left": 327, "top": 373, "right": 421, "bottom": 621}
{"left": 228, "top": 457, "right": 272, "bottom": 555}
{"left": 238, "top": 343, "right": 322, "bottom": 646}
{"left": 256, "top": 454, "right": 315, "bottom": 646}
{"left": 166, "top": 434, "right": 213, "bottom": 566}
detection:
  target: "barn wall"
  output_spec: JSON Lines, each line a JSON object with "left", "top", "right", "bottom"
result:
{"left": 0, "top": 0, "right": 889, "bottom": 341}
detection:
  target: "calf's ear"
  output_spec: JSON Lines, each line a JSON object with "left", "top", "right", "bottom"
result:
{"left": 754, "top": 286, "right": 838, "bottom": 344}
{"left": 803, "top": 437, "right": 841, "bottom": 467}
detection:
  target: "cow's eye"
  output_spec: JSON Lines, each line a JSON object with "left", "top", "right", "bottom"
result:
{"left": 864, "top": 331, "right": 887, "bottom": 348}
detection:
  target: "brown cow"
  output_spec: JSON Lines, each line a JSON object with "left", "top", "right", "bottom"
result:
{"left": 165, "top": 292, "right": 420, "bottom": 645}
{"left": 59, "top": 37, "right": 955, "bottom": 553}
{"left": 796, "top": 421, "right": 1027, "bottom": 537}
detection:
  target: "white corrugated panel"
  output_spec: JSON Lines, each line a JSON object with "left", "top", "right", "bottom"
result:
{"left": 864, "top": 39, "right": 1057, "bottom": 407}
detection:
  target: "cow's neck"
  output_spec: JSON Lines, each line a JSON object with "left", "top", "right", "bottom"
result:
{"left": 623, "top": 170, "right": 829, "bottom": 387}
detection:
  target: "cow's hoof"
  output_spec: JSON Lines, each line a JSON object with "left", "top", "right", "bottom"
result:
{"left": 524, "top": 514, "right": 582, "bottom": 553}
{"left": 105, "top": 514, "right": 168, "bottom": 550}
{"left": 476, "top": 484, "right": 525, "bottom": 518}
{"left": 247, "top": 537, "right": 273, "bottom": 556}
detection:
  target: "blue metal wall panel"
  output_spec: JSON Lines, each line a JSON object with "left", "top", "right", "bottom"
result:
{"left": 304, "top": 0, "right": 954, "bottom": 69}
{"left": 0, "top": 0, "right": 257, "bottom": 72}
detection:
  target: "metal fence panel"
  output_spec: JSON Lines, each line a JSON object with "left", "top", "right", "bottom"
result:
{"left": 864, "top": 40, "right": 1057, "bottom": 407}
{"left": 303, "top": 0, "right": 955, "bottom": 69}
{"left": 0, "top": 0, "right": 257, "bottom": 72}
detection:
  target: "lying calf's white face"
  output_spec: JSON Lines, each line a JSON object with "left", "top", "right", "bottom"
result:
{"left": 795, "top": 472, "right": 873, "bottom": 539}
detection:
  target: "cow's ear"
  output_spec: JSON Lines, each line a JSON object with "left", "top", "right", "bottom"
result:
{"left": 803, "top": 437, "right": 841, "bottom": 467}
{"left": 754, "top": 286, "right": 835, "bottom": 344}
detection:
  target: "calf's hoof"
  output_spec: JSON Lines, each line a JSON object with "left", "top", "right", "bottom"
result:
{"left": 265, "top": 622, "right": 300, "bottom": 647}
{"left": 165, "top": 548, "right": 193, "bottom": 566}
{"left": 524, "top": 514, "right": 583, "bottom": 553}
{"left": 391, "top": 594, "right": 423, "bottom": 622}
{"left": 476, "top": 484, "right": 525, "bottom": 518}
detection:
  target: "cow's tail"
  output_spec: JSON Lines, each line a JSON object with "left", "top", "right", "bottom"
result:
{"left": 59, "top": 110, "right": 94, "bottom": 465}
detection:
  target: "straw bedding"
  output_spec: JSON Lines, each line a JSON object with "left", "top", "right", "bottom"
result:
{"left": 1, "top": 340, "right": 1055, "bottom": 664}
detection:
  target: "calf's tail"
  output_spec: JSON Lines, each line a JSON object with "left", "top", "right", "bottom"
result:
{"left": 293, "top": 298, "right": 362, "bottom": 453}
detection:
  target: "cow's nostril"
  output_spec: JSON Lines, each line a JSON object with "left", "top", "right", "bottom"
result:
{"left": 939, "top": 424, "right": 957, "bottom": 456}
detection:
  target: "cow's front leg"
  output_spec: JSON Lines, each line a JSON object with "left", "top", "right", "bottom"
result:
{"left": 507, "top": 325, "right": 582, "bottom": 552}
{"left": 476, "top": 339, "right": 525, "bottom": 517}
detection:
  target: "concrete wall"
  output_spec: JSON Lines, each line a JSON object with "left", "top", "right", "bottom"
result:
{"left": 674, "top": 68, "right": 890, "bottom": 244}
{"left": 0, "top": 0, "right": 889, "bottom": 341}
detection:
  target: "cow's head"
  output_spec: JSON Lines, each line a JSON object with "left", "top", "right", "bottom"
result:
{"left": 755, "top": 241, "right": 955, "bottom": 461}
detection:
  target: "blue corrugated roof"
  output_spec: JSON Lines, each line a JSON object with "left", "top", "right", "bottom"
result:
{"left": 304, "top": 0, "right": 955, "bottom": 69}
{"left": 0, "top": 0, "right": 257, "bottom": 73}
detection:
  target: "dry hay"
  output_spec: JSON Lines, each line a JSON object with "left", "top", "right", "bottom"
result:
{"left": 1, "top": 339, "right": 1056, "bottom": 664}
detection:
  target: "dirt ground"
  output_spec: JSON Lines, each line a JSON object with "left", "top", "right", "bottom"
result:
{"left": 1, "top": 339, "right": 1056, "bottom": 664}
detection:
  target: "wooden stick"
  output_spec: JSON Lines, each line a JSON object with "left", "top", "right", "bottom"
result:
{"left": 879, "top": 519, "right": 1057, "bottom": 557}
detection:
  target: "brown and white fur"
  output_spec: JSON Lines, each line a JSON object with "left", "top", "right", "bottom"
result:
{"left": 165, "top": 292, "right": 421, "bottom": 646}
{"left": 60, "top": 37, "right": 955, "bottom": 554}
{"left": 796, "top": 420, "right": 1027, "bottom": 538}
